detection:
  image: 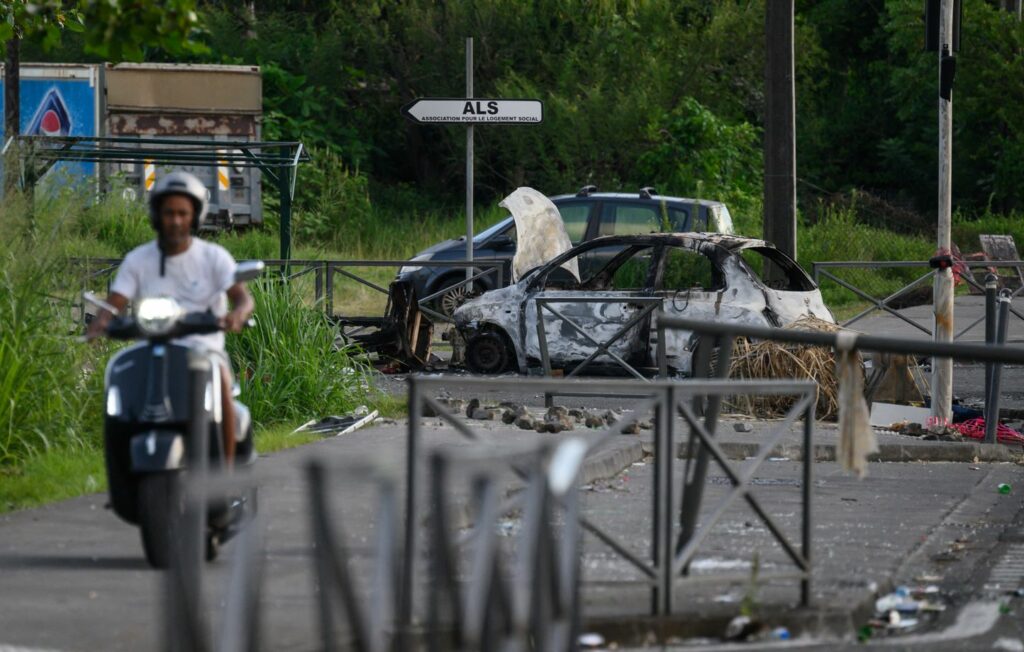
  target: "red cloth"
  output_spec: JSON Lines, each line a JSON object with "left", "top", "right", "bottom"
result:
{"left": 955, "top": 418, "right": 1024, "bottom": 444}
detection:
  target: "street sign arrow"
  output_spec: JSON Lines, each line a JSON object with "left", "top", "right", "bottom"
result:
{"left": 401, "top": 98, "right": 543, "bottom": 124}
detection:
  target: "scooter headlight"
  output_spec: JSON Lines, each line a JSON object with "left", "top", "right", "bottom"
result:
{"left": 136, "top": 297, "right": 184, "bottom": 336}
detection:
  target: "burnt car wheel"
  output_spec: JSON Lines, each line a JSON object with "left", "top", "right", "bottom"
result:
{"left": 436, "top": 278, "right": 483, "bottom": 318}
{"left": 465, "top": 331, "right": 513, "bottom": 374}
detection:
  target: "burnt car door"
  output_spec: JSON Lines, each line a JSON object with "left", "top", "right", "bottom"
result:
{"left": 653, "top": 243, "right": 773, "bottom": 374}
{"left": 520, "top": 243, "right": 658, "bottom": 370}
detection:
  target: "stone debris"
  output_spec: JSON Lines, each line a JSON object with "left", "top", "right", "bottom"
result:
{"left": 422, "top": 397, "right": 465, "bottom": 417}
{"left": 540, "top": 405, "right": 574, "bottom": 433}
{"left": 465, "top": 398, "right": 481, "bottom": 418}
{"left": 620, "top": 420, "right": 641, "bottom": 435}
{"left": 584, "top": 412, "right": 606, "bottom": 429}
{"left": 733, "top": 422, "right": 754, "bottom": 432}
{"left": 469, "top": 407, "right": 502, "bottom": 420}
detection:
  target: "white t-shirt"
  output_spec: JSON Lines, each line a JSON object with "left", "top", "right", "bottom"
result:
{"left": 110, "top": 238, "right": 237, "bottom": 352}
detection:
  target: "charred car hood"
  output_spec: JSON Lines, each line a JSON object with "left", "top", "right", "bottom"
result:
{"left": 501, "top": 187, "right": 580, "bottom": 283}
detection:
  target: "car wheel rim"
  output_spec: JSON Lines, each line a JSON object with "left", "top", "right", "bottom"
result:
{"left": 470, "top": 336, "right": 504, "bottom": 373}
{"left": 440, "top": 283, "right": 475, "bottom": 317}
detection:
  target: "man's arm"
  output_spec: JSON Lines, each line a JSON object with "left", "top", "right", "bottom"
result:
{"left": 85, "top": 292, "right": 130, "bottom": 341}
{"left": 221, "top": 283, "right": 255, "bottom": 333}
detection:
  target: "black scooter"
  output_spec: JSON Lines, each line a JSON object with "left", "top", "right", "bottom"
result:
{"left": 85, "top": 261, "right": 263, "bottom": 569}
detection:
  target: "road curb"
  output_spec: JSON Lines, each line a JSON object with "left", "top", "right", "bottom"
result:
{"left": 579, "top": 440, "right": 645, "bottom": 485}
{"left": 636, "top": 439, "right": 1024, "bottom": 463}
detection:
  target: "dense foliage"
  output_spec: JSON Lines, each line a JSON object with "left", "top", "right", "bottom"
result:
{"left": 19, "top": 0, "right": 1024, "bottom": 227}
{"left": 194, "top": 0, "right": 1024, "bottom": 222}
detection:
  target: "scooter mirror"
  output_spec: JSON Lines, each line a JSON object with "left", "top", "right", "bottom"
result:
{"left": 82, "top": 291, "right": 120, "bottom": 316}
{"left": 234, "top": 260, "right": 265, "bottom": 284}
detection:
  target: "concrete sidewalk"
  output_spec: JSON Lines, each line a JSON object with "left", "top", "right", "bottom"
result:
{"left": 0, "top": 410, "right": 1022, "bottom": 650}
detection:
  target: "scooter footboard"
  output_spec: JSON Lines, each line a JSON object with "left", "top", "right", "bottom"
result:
{"left": 130, "top": 430, "right": 186, "bottom": 471}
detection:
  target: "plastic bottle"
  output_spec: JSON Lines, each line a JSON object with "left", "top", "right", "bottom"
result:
{"left": 998, "top": 483, "right": 1012, "bottom": 495}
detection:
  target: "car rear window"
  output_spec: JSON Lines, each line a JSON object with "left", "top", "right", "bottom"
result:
{"left": 598, "top": 202, "right": 690, "bottom": 236}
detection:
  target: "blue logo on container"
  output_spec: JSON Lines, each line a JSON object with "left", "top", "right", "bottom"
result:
{"left": 26, "top": 88, "right": 72, "bottom": 136}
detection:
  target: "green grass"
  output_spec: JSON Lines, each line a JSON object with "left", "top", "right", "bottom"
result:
{"left": 0, "top": 448, "right": 106, "bottom": 513}
{"left": 0, "top": 421, "right": 338, "bottom": 514}
{"left": 5, "top": 176, "right": 1024, "bottom": 512}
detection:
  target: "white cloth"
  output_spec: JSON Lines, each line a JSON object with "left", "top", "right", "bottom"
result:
{"left": 110, "top": 238, "right": 237, "bottom": 353}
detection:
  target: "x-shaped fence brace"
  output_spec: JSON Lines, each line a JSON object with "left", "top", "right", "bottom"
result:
{"left": 428, "top": 444, "right": 582, "bottom": 652}
{"left": 813, "top": 261, "right": 1024, "bottom": 339}
{"left": 534, "top": 296, "right": 663, "bottom": 381}
{"left": 308, "top": 460, "right": 401, "bottom": 652}
{"left": 406, "top": 375, "right": 817, "bottom": 622}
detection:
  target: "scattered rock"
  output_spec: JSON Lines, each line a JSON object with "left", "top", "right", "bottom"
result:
{"left": 423, "top": 397, "right": 465, "bottom": 417}
{"left": 733, "top": 422, "right": 754, "bottom": 433}
{"left": 470, "top": 407, "right": 501, "bottom": 420}
{"left": 603, "top": 410, "right": 622, "bottom": 425}
{"left": 568, "top": 408, "right": 587, "bottom": 420}
{"left": 465, "top": 398, "right": 481, "bottom": 418}
{"left": 542, "top": 406, "right": 574, "bottom": 433}
{"left": 502, "top": 406, "right": 526, "bottom": 424}
{"left": 515, "top": 411, "right": 537, "bottom": 430}
{"left": 546, "top": 405, "right": 570, "bottom": 419}
{"left": 620, "top": 421, "right": 641, "bottom": 435}
{"left": 584, "top": 413, "right": 606, "bottom": 429}
{"left": 638, "top": 419, "right": 653, "bottom": 430}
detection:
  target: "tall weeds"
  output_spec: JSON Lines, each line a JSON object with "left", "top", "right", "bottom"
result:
{"left": 0, "top": 191, "right": 105, "bottom": 466}
{"left": 226, "top": 278, "right": 375, "bottom": 426}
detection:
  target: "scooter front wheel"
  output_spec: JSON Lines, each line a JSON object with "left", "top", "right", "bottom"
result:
{"left": 138, "top": 472, "right": 182, "bottom": 569}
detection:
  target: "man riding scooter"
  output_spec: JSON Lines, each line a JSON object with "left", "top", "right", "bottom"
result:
{"left": 86, "top": 171, "right": 254, "bottom": 468}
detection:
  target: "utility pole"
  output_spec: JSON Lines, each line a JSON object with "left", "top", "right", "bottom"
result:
{"left": 932, "top": 0, "right": 955, "bottom": 427}
{"left": 763, "top": 0, "right": 797, "bottom": 275}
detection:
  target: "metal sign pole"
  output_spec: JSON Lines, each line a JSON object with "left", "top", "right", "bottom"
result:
{"left": 931, "top": 0, "right": 955, "bottom": 427}
{"left": 466, "top": 37, "right": 474, "bottom": 280}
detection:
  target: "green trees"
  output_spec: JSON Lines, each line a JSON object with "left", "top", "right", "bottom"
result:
{"left": 10, "top": 0, "right": 1024, "bottom": 222}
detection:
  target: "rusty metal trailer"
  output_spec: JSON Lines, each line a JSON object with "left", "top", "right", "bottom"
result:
{"left": 102, "top": 63, "right": 264, "bottom": 229}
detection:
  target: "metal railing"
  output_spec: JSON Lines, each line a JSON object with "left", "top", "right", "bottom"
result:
{"left": 163, "top": 438, "right": 585, "bottom": 651}
{"left": 658, "top": 314, "right": 1024, "bottom": 442}
{"left": 535, "top": 296, "right": 662, "bottom": 381}
{"left": 69, "top": 256, "right": 504, "bottom": 332}
{"left": 406, "top": 375, "right": 817, "bottom": 619}
{"left": 813, "top": 260, "right": 1024, "bottom": 339}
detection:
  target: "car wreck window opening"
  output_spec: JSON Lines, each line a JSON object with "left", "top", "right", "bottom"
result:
{"left": 740, "top": 247, "right": 815, "bottom": 292}
{"left": 658, "top": 246, "right": 722, "bottom": 292}
{"left": 584, "top": 245, "right": 656, "bottom": 291}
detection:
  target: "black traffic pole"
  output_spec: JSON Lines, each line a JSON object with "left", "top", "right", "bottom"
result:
{"left": 985, "top": 292, "right": 1012, "bottom": 444}
{"left": 984, "top": 274, "right": 998, "bottom": 443}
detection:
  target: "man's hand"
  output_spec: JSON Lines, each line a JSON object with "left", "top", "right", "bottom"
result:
{"left": 220, "top": 310, "right": 248, "bottom": 333}
{"left": 83, "top": 293, "right": 128, "bottom": 343}
{"left": 224, "top": 282, "right": 255, "bottom": 334}
{"left": 84, "top": 312, "right": 112, "bottom": 342}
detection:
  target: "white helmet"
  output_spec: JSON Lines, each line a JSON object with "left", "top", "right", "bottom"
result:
{"left": 148, "top": 171, "right": 210, "bottom": 234}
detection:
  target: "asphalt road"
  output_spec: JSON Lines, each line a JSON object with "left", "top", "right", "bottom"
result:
{"left": 1, "top": 411, "right": 1023, "bottom": 651}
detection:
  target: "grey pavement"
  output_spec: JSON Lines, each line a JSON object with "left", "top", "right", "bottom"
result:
{"left": 2, "top": 407, "right": 1024, "bottom": 650}
{"left": 849, "top": 294, "right": 1024, "bottom": 344}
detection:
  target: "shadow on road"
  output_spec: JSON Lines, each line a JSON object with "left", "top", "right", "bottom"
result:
{"left": 0, "top": 554, "right": 148, "bottom": 571}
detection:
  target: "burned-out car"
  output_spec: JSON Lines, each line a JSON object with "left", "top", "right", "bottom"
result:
{"left": 452, "top": 232, "right": 834, "bottom": 375}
